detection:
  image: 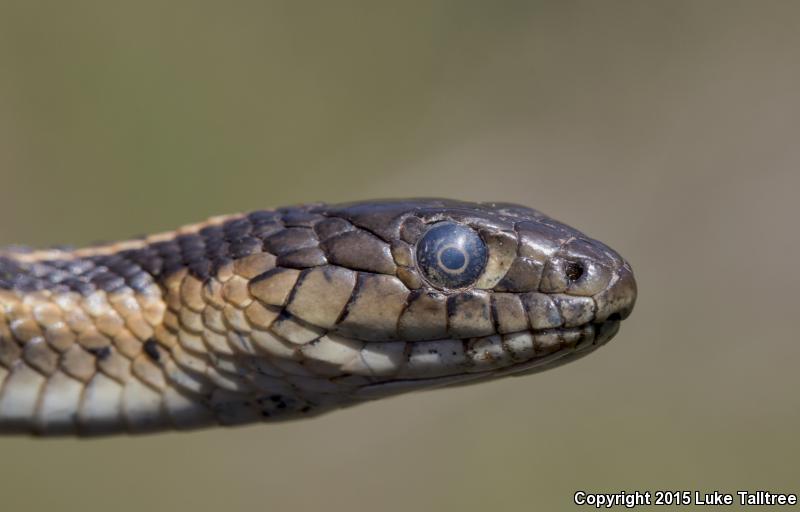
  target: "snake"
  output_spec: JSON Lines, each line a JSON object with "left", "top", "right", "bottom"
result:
{"left": 0, "top": 199, "right": 636, "bottom": 436}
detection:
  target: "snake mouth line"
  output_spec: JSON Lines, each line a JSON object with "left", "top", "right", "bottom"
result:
{"left": 354, "top": 317, "right": 621, "bottom": 398}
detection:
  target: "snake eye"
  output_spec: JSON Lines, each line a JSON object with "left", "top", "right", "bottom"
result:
{"left": 415, "top": 222, "right": 488, "bottom": 289}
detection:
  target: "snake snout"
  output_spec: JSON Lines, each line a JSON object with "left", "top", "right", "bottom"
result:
{"left": 546, "top": 236, "right": 636, "bottom": 325}
{"left": 593, "top": 261, "right": 637, "bottom": 324}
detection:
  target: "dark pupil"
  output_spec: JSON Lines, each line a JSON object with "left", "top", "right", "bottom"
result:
{"left": 440, "top": 247, "right": 465, "bottom": 270}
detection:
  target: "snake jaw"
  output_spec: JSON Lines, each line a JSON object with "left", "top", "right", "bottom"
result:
{"left": 351, "top": 311, "right": 625, "bottom": 400}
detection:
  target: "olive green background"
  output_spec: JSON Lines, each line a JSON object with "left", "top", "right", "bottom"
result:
{"left": 1, "top": 1, "right": 798, "bottom": 511}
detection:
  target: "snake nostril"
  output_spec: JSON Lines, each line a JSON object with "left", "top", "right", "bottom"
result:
{"left": 564, "top": 260, "right": 584, "bottom": 282}
{"left": 606, "top": 312, "right": 622, "bottom": 323}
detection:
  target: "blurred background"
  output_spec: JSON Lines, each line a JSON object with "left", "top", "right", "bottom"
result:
{"left": 1, "top": 1, "right": 799, "bottom": 510}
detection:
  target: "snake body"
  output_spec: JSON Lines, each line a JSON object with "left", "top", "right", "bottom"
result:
{"left": 0, "top": 199, "right": 636, "bottom": 436}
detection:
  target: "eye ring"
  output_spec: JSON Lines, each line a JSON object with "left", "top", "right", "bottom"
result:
{"left": 415, "top": 222, "right": 488, "bottom": 289}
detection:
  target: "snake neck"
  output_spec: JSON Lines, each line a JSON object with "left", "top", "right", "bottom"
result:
{"left": 0, "top": 209, "right": 329, "bottom": 435}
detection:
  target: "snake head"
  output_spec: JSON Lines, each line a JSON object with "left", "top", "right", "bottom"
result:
{"left": 269, "top": 199, "right": 637, "bottom": 402}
